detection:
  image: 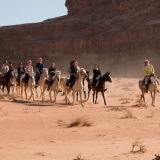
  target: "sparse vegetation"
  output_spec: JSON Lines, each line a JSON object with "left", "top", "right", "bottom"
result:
{"left": 146, "top": 112, "right": 154, "bottom": 118}
{"left": 67, "top": 117, "right": 94, "bottom": 128}
{"left": 57, "top": 117, "right": 94, "bottom": 128}
{"left": 153, "top": 154, "right": 160, "bottom": 160}
{"left": 73, "top": 154, "right": 84, "bottom": 160}
{"left": 121, "top": 110, "right": 135, "bottom": 119}
{"left": 131, "top": 138, "right": 146, "bottom": 153}
{"left": 111, "top": 106, "right": 126, "bottom": 111}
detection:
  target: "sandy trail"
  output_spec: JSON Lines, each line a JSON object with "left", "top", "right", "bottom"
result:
{"left": 0, "top": 78, "right": 160, "bottom": 160}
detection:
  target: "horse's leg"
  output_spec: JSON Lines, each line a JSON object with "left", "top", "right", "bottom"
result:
{"left": 52, "top": 90, "right": 58, "bottom": 103}
{"left": 79, "top": 91, "right": 84, "bottom": 107}
{"left": 39, "top": 86, "right": 42, "bottom": 98}
{"left": 29, "top": 87, "right": 34, "bottom": 100}
{"left": 152, "top": 89, "right": 156, "bottom": 107}
{"left": 21, "top": 84, "right": 23, "bottom": 99}
{"left": 84, "top": 90, "right": 86, "bottom": 99}
{"left": 93, "top": 91, "right": 95, "bottom": 104}
{"left": 101, "top": 91, "right": 106, "bottom": 105}
{"left": 49, "top": 90, "right": 52, "bottom": 102}
{"left": 76, "top": 92, "right": 78, "bottom": 101}
{"left": 7, "top": 85, "right": 10, "bottom": 95}
{"left": 35, "top": 87, "right": 38, "bottom": 97}
{"left": 24, "top": 87, "right": 27, "bottom": 100}
{"left": 72, "top": 91, "right": 75, "bottom": 106}
{"left": 95, "top": 91, "right": 98, "bottom": 104}
{"left": 42, "top": 85, "right": 47, "bottom": 102}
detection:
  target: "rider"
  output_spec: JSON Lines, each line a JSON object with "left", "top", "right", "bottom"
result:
{"left": 143, "top": 60, "right": 155, "bottom": 92}
{"left": 17, "top": 62, "right": 25, "bottom": 86}
{"left": 66, "top": 60, "right": 80, "bottom": 89}
{"left": 92, "top": 64, "right": 101, "bottom": 89}
{"left": 1, "top": 60, "right": 9, "bottom": 76}
{"left": 24, "top": 60, "right": 34, "bottom": 86}
{"left": 35, "top": 58, "right": 44, "bottom": 87}
{"left": 47, "top": 62, "right": 57, "bottom": 91}
{"left": 8, "top": 62, "right": 14, "bottom": 71}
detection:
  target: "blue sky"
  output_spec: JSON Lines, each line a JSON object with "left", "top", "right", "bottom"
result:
{"left": 0, "top": 0, "right": 67, "bottom": 26}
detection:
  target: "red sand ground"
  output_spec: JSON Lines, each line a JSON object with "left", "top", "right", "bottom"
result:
{"left": 0, "top": 78, "right": 160, "bottom": 160}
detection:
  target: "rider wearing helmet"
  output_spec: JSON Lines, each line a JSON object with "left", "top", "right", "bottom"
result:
{"left": 35, "top": 58, "right": 44, "bottom": 87}
{"left": 17, "top": 62, "right": 25, "bottom": 86}
{"left": 1, "top": 61, "right": 9, "bottom": 75}
{"left": 47, "top": 62, "right": 57, "bottom": 91}
{"left": 143, "top": 60, "right": 155, "bottom": 92}
{"left": 66, "top": 60, "right": 80, "bottom": 89}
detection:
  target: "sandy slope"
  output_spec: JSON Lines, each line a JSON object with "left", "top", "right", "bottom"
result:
{"left": 0, "top": 78, "right": 160, "bottom": 160}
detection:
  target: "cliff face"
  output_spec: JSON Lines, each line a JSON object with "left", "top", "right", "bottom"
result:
{"left": 0, "top": 0, "right": 160, "bottom": 77}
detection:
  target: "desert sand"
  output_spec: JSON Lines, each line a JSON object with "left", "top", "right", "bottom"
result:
{"left": 0, "top": 78, "right": 160, "bottom": 160}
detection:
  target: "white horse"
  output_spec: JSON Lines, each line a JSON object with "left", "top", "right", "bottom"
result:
{"left": 35, "top": 68, "right": 48, "bottom": 97}
{"left": 20, "top": 73, "right": 35, "bottom": 100}
{"left": 41, "top": 71, "right": 61, "bottom": 103}
{"left": 139, "top": 75, "right": 158, "bottom": 107}
{"left": 60, "top": 68, "right": 88, "bottom": 107}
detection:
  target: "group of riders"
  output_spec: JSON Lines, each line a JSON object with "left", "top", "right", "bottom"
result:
{"left": 0, "top": 58, "right": 103, "bottom": 92}
{"left": 0, "top": 58, "right": 157, "bottom": 93}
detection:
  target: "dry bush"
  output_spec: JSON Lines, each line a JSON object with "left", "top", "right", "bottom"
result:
{"left": 73, "top": 154, "right": 84, "bottom": 160}
{"left": 121, "top": 110, "right": 135, "bottom": 119}
{"left": 153, "top": 154, "right": 160, "bottom": 160}
{"left": 131, "top": 138, "right": 146, "bottom": 153}
{"left": 146, "top": 112, "right": 154, "bottom": 118}
{"left": 111, "top": 106, "right": 126, "bottom": 111}
{"left": 67, "top": 117, "right": 94, "bottom": 128}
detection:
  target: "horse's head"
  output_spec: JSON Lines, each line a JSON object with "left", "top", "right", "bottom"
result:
{"left": 104, "top": 72, "right": 112, "bottom": 83}
{"left": 150, "top": 75, "right": 156, "bottom": 83}
{"left": 7, "top": 69, "right": 14, "bottom": 79}
{"left": 42, "top": 68, "right": 48, "bottom": 77}
{"left": 55, "top": 71, "right": 61, "bottom": 81}
{"left": 79, "top": 68, "right": 88, "bottom": 79}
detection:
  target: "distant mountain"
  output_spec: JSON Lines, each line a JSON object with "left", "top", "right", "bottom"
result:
{"left": 0, "top": 0, "right": 160, "bottom": 77}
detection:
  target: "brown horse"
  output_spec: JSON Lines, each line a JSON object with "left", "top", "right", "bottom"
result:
{"left": 1, "top": 69, "right": 14, "bottom": 94}
{"left": 93, "top": 72, "right": 112, "bottom": 105}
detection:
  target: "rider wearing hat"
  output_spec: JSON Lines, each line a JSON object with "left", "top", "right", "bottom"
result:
{"left": 66, "top": 60, "right": 80, "bottom": 89}
{"left": 143, "top": 60, "right": 155, "bottom": 92}
{"left": 92, "top": 64, "right": 101, "bottom": 89}
{"left": 35, "top": 58, "right": 44, "bottom": 87}
{"left": 47, "top": 62, "right": 57, "bottom": 91}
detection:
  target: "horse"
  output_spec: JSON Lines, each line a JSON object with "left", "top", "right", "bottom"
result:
{"left": 1, "top": 69, "right": 14, "bottom": 94}
{"left": 35, "top": 68, "right": 48, "bottom": 97}
{"left": 10, "top": 69, "right": 18, "bottom": 94}
{"left": 92, "top": 72, "right": 112, "bottom": 105}
{"left": 42, "top": 71, "right": 61, "bottom": 103}
{"left": 139, "top": 75, "right": 158, "bottom": 107}
{"left": 76, "top": 71, "right": 90, "bottom": 101}
{"left": 20, "top": 73, "right": 35, "bottom": 100}
{"left": 60, "top": 68, "right": 88, "bottom": 107}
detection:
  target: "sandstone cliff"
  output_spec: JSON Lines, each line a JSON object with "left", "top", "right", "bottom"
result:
{"left": 0, "top": 0, "right": 160, "bottom": 77}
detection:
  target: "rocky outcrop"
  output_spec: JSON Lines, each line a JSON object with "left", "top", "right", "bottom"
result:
{"left": 0, "top": 0, "right": 160, "bottom": 77}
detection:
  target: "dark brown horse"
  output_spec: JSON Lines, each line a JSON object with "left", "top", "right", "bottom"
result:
{"left": 93, "top": 72, "right": 112, "bottom": 105}
{"left": 1, "top": 69, "right": 14, "bottom": 94}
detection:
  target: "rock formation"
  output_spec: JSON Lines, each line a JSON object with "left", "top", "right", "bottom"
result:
{"left": 0, "top": 0, "right": 160, "bottom": 77}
